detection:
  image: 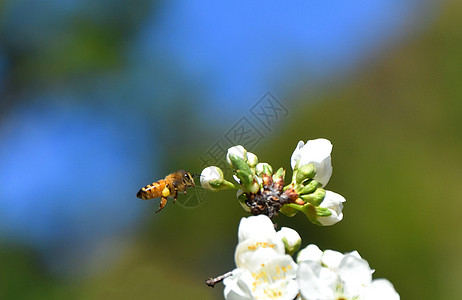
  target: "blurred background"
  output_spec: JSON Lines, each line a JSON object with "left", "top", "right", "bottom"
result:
{"left": 0, "top": 0, "right": 461, "bottom": 299}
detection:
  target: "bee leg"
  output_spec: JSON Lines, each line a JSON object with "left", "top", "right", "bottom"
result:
{"left": 172, "top": 189, "right": 178, "bottom": 204}
{"left": 156, "top": 196, "right": 168, "bottom": 213}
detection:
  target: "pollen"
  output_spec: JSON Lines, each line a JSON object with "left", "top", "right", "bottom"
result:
{"left": 161, "top": 187, "right": 170, "bottom": 197}
{"left": 263, "top": 287, "right": 283, "bottom": 299}
{"left": 247, "top": 242, "right": 276, "bottom": 251}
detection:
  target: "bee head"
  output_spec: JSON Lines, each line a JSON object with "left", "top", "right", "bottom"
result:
{"left": 183, "top": 171, "right": 195, "bottom": 187}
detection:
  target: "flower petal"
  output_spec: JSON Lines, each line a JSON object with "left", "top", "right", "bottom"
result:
{"left": 298, "top": 260, "right": 337, "bottom": 299}
{"left": 223, "top": 269, "right": 254, "bottom": 300}
{"left": 361, "top": 279, "right": 400, "bottom": 300}
{"left": 235, "top": 237, "right": 285, "bottom": 270}
{"left": 338, "top": 254, "right": 373, "bottom": 297}
{"left": 321, "top": 249, "right": 344, "bottom": 270}
{"left": 238, "top": 215, "right": 277, "bottom": 243}
{"left": 297, "top": 244, "right": 323, "bottom": 263}
{"left": 290, "top": 140, "right": 305, "bottom": 169}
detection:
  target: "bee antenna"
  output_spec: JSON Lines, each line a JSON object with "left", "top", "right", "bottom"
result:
{"left": 192, "top": 173, "right": 203, "bottom": 178}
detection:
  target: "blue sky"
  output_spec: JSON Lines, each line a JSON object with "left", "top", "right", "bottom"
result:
{"left": 138, "top": 0, "right": 424, "bottom": 118}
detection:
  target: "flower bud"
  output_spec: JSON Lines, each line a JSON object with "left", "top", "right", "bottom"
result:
{"left": 200, "top": 166, "right": 235, "bottom": 190}
{"left": 226, "top": 145, "right": 247, "bottom": 167}
{"left": 248, "top": 181, "right": 260, "bottom": 194}
{"left": 231, "top": 167, "right": 259, "bottom": 194}
{"left": 316, "top": 191, "right": 346, "bottom": 226}
{"left": 228, "top": 153, "right": 253, "bottom": 174}
{"left": 276, "top": 227, "right": 302, "bottom": 256}
{"left": 272, "top": 167, "right": 286, "bottom": 182}
{"left": 246, "top": 152, "right": 258, "bottom": 168}
{"left": 291, "top": 139, "right": 333, "bottom": 187}
{"left": 255, "top": 163, "right": 273, "bottom": 176}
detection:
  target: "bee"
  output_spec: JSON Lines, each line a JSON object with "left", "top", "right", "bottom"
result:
{"left": 136, "top": 170, "right": 196, "bottom": 213}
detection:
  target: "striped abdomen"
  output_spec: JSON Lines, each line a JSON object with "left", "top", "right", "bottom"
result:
{"left": 136, "top": 180, "right": 167, "bottom": 200}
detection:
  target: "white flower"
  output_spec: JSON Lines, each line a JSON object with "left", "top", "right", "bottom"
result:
{"left": 297, "top": 245, "right": 400, "bottom": 300}
{"left": 291, "top": 139, "right": 333, "bottom": 187}
{"left": 227, "top": 145, "right": 247, "bottom": 166}
{"left": 317, "top": 191, "right": 346, "bottom": 226}
{"left": 224, "top": 215, "right": 300, "bottom": 299}
{"left": 200, "top": 166, "right": 224, "bottom": 190}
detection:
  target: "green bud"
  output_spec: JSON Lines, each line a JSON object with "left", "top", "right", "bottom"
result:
{"left": 277, "top": 227, "right": 302, "bottom": 256}
{"left": 235, "top": 169, "right": 253, "bottom": 186}
{"left": 256, "top": 163, "right": 273, "bottom": 176}
{"left": 249, "top": 181, "right": 260, "bottom": 194}
{"left": 282, "top": 184, "right": 292, "bottom": 192}
{"left": 300, "top": 188, "right": 326, "bottom": 206}
{"left": 246, "top": 152, "right": 258, "bottom": 168}
{"left": 226, "top": 146, "right": 247, "bottom": 167}
{"left": 228, "top": 154, "right": 253, "bottom": 174}
{"left": 295, "top": 163, "right": 316, "bottom": 184}
{"left": 273, "top": 167, "right": 286, "bottom": 181}
{"left": 281, "top": 236, "right": 301, "bottom": 256}
{"left": 235, "top": 170, "right": 260, "bottom": 194}
{"left": 298, "top": 180, "right": 321, "bottom": 195}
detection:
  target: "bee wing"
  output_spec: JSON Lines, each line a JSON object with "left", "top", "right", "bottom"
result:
{"left": 171, "top": 171, "right": 185, "bottom": 186}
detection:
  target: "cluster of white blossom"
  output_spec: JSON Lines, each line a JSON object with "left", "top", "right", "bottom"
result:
{"left": 224, "top": 215, "right": 400, "bottom": 300}
{"left": 199, "top": 139, "right": 399, "bottom": 299}
{"left": 201, "top": 139, "right": 346, "bottom": 226}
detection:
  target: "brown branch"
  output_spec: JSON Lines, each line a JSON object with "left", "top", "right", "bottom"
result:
{"left": 205, "top": 271, "right": 234, "bottom": 288}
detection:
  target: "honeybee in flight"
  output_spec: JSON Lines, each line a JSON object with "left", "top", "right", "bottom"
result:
{"left": 136, "top": 170, "right": 196, "bottom": 213}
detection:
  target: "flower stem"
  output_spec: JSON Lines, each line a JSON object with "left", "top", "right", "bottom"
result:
{"left": 205, "top": 271, "right": 234, "bottom": 288}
